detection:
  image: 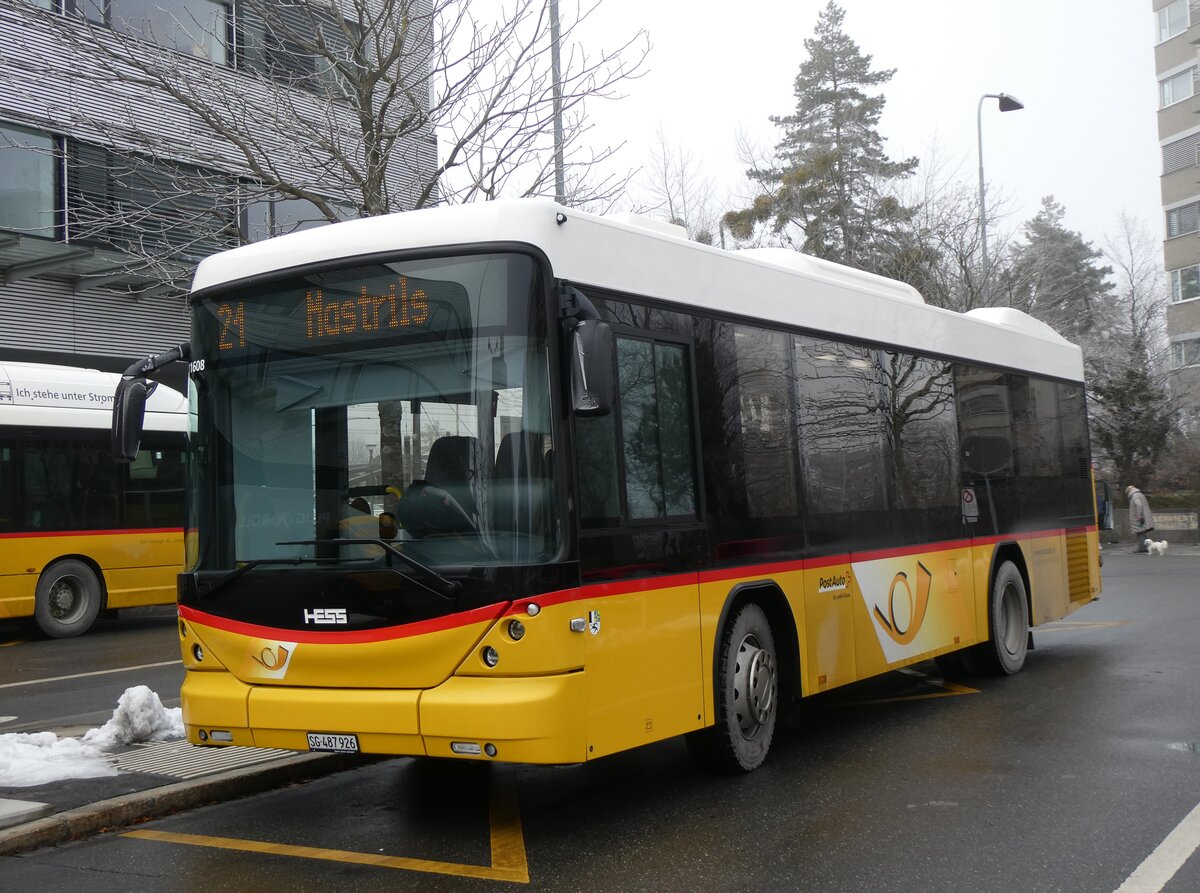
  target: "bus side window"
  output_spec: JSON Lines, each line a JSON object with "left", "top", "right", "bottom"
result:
{"left": 0, "top": 444, "right": 15, "bottom": 533}
{"left": 575, "top": 333, "right": 699, "bottom": 526}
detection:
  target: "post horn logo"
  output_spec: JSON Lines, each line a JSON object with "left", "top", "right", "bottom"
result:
{"left": 250, "top": 644, "right": 290, "bottom": 670}
{"left": 873, "top": 561, "right": 932, "bottom": 646}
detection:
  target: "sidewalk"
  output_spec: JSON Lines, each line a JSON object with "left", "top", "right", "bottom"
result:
{"left": 1103, "top": 541, "right": 1200, "bottom": 557}
{"left": 0, "top": 738, "right": 368, "bottom": 856}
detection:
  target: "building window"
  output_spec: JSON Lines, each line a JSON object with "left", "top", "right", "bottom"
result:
{"left": 76, "top": 0, "right": 229, "bottom": 64}
{"left": 1167, "top": 202, "right": 1200, "bottom": 238}
{"left": 67, "top": 141, "right": 238, "bottom": 261}
{"left": 1160, "top": 0, "right": 1190, "bottom": 42}
{"left": 0, "top": 124, "right": 57, "bottom": 236}
{"left": 1163, "top": 133, "right": 1200, "bottom": 174}
{"left": 1173, "top": 337, "right": 1200, "bottom": 368}
{"left": 1160, "top": 68, "right": 1195, "bottom": 107}
{"left": 238, "top": 7, "right": 359, "bottom": 98}
{"left": 243, "top": 194, "right": 354, "bottom": 242}
{"left": 1171, "top": 265, "right": 1200, "bottom": 302}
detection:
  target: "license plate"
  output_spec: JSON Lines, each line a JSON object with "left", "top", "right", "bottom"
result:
{"left": 307, "top": 732, "right": 359, "bottom": 753}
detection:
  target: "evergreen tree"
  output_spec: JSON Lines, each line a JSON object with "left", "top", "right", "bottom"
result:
{"left": 1089, "top": 334, "right": 1175, "bottom": 486}
{"left": 1002, "top": 197, "right": 1116, "bottom": 343}
{"left": 724, "top": 1, "right": 917, "bottom": 271}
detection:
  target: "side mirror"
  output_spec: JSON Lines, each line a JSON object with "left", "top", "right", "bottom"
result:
{"left": 111, "top": 376, "right": 154, "bottom": 462}
{"left": 569, "top": 318, "right": 614, "bottom": 416}
{"left": 109, "top": 343, "right": 189, "bottom": 462}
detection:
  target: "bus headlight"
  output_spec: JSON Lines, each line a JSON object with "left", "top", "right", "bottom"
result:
{"left": 192, "top": 643, "right": 204, "bottom": 662}
{"left": 507, "top": 619, "right": 526, "bottom": 641}
{"left": 481, "top": 646, "right": 500, "bottom": 667}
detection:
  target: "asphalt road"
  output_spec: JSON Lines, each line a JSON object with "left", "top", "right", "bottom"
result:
{"left": 0, "top": 606, "right": 183, "bottom": 735}
{"left": 3, "top": 552, "right": 1199, "bottom": 891}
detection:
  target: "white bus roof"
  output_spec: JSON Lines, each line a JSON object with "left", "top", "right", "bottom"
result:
{"left": 191, "top": 199, "right": 1084, "bottom": 382}
{"left": 0, "top": 362, "right": 186, "bottom": 432}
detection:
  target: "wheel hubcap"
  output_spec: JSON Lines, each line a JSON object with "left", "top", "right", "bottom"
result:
{"left": 733, "top": 633, "right": 776, "bottom": 738}
{"left": 999, "top": 582, "right": 1023, "bottom": 656}
{"left": 48, "top": 577, "right": 84, "bottom": 623}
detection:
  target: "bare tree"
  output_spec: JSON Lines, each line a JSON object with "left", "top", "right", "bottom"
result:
{"left": 1087, "top": 213, "right": 1177, "bottom": 486}
{"left": 877, "top": 143, "right": 1021, "bottom": 312}
{"left": 632, "top": 124, "right": 721, "bottom": 244}
{"left": 2, "top": 0, "right": 647, "bottom": 290}
{"left": 1100, "top": 212, "right": 1168, "bottom": 366}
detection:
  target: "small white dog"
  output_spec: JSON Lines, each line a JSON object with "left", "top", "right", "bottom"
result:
{"left": 1145, "top": 538, "right": 1169, "bottom": 556}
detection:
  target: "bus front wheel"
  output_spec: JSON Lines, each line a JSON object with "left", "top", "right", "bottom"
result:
{"left": 34, "top": 560, "right": 103, "bottom": 639}
{"left": 971, "top": 560, "right": 1029, "bottom": 676}
{"left": 687, "top": 602, "right": 778, "bottom": 773}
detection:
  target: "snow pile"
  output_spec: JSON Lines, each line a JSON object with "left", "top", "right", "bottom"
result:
{"left": 0, "top": 685, "right": 184, "bottom": 788}
{"left": 82, "top": 685, "right": 184, "bottom": 751}
{"left": 0, "top": 732, "right": 117, "bottom": 788}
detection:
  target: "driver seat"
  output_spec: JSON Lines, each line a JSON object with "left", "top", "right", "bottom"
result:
{"left": 422, "top": 435, "right": 480, "bottom": 519}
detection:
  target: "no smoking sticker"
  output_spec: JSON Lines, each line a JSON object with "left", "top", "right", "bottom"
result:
{"left": 961, "top": 487, "right": 979, "bottom": 522}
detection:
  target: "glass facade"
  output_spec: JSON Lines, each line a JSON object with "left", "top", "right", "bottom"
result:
{"left": 0, "top": 125, "right": 56, "bottom": 236}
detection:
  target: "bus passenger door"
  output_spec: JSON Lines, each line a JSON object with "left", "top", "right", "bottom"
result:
{"left": 573, "top": 332, "right": 706, "bottom": 760}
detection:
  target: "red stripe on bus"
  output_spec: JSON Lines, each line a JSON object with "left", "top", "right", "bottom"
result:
{"left": 184, "top": 524, "right": 1097, "bottom": 638}
{"left": 178, "top": 602, "right": 508, "bottom": 644}
{"left": 0, "top": 527, "right": 184, "bottom": 540}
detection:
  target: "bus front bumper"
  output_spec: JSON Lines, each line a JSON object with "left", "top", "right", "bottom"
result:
{"left": 180, "top": 670, "right": 588, "bottom": 765}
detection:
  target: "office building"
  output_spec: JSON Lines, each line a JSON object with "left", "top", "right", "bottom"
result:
{"left": 0, "top": 0, "right": 435, "bottom": 380}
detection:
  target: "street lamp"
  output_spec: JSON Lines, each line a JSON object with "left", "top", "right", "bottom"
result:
{"left": 977, "top": 92, "right": 1024, "bottom": 306}
{"left": 550, "top": 0, "right": 565, "bottom": 205}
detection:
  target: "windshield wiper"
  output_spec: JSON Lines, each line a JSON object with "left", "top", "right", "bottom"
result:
{"left": 197, "top": 556, "right": 312, "bottom": 598}
{"left": 279, "top": 539, "right": 461, "bottom": 599}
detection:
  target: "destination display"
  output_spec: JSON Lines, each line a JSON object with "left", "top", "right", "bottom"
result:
{"left": 213, "top": 273, "right": 449, "bottom": 353}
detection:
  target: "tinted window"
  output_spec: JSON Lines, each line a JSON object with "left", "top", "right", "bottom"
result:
{"left": 3, "top": 433, "right": 183, "bottom": 532}
{"left": 883, "top": 353, "right": 957, "bottom": 510}
{"left": 794, "top": 336, "right": 888, "bottom": 550}
{"left": 1057, "top": 382, "right": 1093, "bottom": 522}
{"left": 616, "top": 337, "right": 697, "bottom": 519}
{"left": 794, "top": 337, "right": 886, "bottom": 514}
{"left": 954, "top": 366, "right": 1016, "bottom": 535}
{"left": 735, "top": 326, "right": 800, "bottom": 519}
{"left": 882, "top": 352, "right": 960, "bottom": 544}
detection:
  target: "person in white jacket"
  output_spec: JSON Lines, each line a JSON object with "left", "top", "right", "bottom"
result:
{"left": 1126, "top": 485, "right": 1154, "bottom": 553}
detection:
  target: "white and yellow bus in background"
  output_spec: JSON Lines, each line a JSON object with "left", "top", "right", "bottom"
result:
{"left": 0, "top": 362, "right": 186, "bottom": 637}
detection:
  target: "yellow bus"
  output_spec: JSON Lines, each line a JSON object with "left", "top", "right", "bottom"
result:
{"left": 114, "top": 201, "right": 1101, "bottom": 771}
{"left": 1, "top": 362, "right": 186, "bottom": 638}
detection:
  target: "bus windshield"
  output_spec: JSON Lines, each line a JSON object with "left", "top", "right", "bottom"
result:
{"left": 188, "top": 252, "right": 557, "bottom": 575}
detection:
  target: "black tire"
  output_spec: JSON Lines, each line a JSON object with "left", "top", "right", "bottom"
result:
{"left": 34, "top": 559, "right": 103, "bottom": 639}
{"left": 687, "top": 602, "right": 778, "bottom": 773}
{"left": 969, "top": 560, "right": 1029, "bottom": 676}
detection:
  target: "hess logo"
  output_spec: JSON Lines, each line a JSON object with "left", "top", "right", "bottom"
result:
{"left": 303, "top": 607, "right": 348, "bottom": 625}
{"left": 872, "top": 561, "right": 932, "bottom": 646}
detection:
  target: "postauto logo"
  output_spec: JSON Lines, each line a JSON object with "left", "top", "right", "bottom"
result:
{"left": 855, "top": 558, "right": 935, "bottom": 663}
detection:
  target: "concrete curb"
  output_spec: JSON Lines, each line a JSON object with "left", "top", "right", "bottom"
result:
{"left": 0, "top": 751, "right": 372, "bottom": 857}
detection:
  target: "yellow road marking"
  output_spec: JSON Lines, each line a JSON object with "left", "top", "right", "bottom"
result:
{"left": 851, "top": 678, "right": 980, "bottom": 706}
{"left": 830, "top": 668, "right": 980, "bottom": 707}
{"left": 124, "top": 765, "right": 529, "bottom": 883}
{"left": 0, "top": 639, "right": 25, "bottom": 647}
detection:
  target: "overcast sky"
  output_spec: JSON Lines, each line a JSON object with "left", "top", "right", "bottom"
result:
{"left": 576, "top": 0, "right": 1161, "bottom": 253}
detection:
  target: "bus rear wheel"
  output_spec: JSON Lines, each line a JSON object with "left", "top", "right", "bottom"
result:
{"left": 687, "top": 602, "right": 778, "bottom": 773}
{"left": 970, "top": 560, "right": 1029, "bottom": 676}
{"left": 34, "top": 560, "right": 103, "bottom": 639}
